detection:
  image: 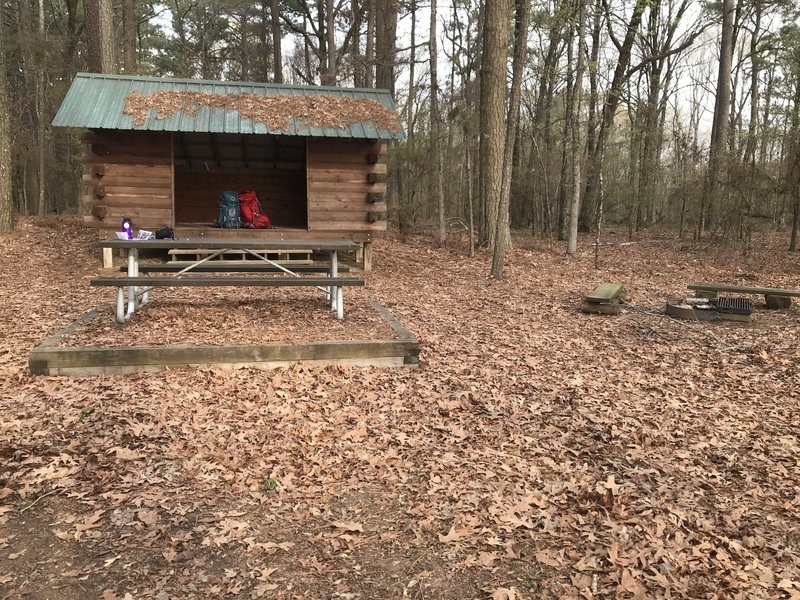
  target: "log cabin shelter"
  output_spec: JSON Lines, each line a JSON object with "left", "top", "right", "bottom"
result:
{"left": 52, "top": 73, "right": 404, "bottom": 254}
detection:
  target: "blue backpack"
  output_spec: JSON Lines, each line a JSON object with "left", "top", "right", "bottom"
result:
{"left": 213, "top": 191, "right": 241, "bottom": 229}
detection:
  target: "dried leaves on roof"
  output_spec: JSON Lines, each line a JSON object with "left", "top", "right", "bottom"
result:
{"left": 123, "top": 90, "right": 402, "bottom": 133}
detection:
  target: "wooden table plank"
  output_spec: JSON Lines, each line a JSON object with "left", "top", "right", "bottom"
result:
{"left": 98, "top": 238, "right": 359, "bottom": 252}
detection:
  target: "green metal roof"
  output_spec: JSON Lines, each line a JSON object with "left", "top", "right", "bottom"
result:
{"left": 52, "top": 73, "right": 405, "bottom": 140}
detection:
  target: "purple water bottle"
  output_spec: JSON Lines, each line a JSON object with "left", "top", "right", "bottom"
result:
{"left": 122, "top": 216, "right": 133, "bottom": 240}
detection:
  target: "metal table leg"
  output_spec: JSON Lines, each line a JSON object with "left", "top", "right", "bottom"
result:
{"left": 330, "top": 250, "right": 338, "bottom": 311}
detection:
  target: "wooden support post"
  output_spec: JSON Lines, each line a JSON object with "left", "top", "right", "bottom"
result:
{"left": 355, "top": 243, "right": 364, "bottom": 264}
{"left": 102, "top": 247, "right": 114, "bottom": 269}
{"left": 362, "top": 242, "right": 373, "bottom": 272}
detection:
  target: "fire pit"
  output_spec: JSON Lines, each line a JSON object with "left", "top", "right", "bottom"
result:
{"left": 665, "top": 296, "right": 751, "bottom": 323}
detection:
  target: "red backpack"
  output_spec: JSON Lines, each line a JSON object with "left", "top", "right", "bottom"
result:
{"left": 239, "top": 190, "right": 271, "bottom": 229}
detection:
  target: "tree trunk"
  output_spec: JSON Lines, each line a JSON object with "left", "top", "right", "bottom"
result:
{"left": 566, "top": 0, "right": 586, "bottom": 255}
{"left": 581, "top": 0, "right": 647, "bottom": 229}
{"left": 759, "top": 64, "right": 774, "bottom": 166}
{"left": 787, "top": 80, "right": 800, "bottom": 251}
{"left": 491, "top": 0, "right": 530, "bottom": 277}
{"left": 375, "top": 0, "right": 397, "bottom": 93}
{"left": 578, "top": 0, "right": 602, "bottom": 230}
{"left": 37, "top": 0, "right": 46, "bottom": 217}
{"left": 352, "top": 0, "right": 363, "bottom": 86}
{"left": 122, "top": 0, "right": 137, "bottom": 73}
{"left": 479, "top": 0, "right": 510, "bottom": 249}
{"left": 406, "top": 0, "right": 416, "bottom": 138}
{"left": 430, "top": 0, "right": 445, "bottom": 246}
{"left": 84, "top": 0, "right": 116, "bottom": 73}
{"left": 700, "top": 0, "right": 735, "bottom": 237}
{"left": 240, "top": 10, "right": 250, "bottom": 80}
{"left": 0, "top": 7, "right": 13, "bottom": 234}
{"left": 365, "top": 0, "right": 375, "bottom": 87}
{"left": 271, "top": 0, "right": 283, "bottom": 82}
{"left": 323, "top": 0, "right": 336, "bottom": 84}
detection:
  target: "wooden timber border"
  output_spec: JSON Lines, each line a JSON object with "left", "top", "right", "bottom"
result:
{"left": 29, "top": 299, "right": 419, "bottom": 376}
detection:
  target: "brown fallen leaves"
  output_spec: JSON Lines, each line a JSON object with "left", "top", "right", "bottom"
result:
{"left": 123, "top": 90, "right": 402, "bottom": 133}
{"left": 0, "top": 218, "right": 799, "bottom": 598}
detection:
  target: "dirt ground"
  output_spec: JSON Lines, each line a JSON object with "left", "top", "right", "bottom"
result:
{"left": 1, "top": 217, "right": 799, "bottom": 599}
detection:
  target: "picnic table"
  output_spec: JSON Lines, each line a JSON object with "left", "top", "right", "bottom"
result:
{"left": 94, "top": 238, "right": 363, "bottom": 323}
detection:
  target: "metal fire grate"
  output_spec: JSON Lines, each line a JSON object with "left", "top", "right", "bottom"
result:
{"left": 715, "top": 296, "right": 752, "bottom": 315}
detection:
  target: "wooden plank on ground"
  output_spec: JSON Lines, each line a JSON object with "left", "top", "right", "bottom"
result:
{"left": 29, "top": 301, "right": 419, "bottom": 374}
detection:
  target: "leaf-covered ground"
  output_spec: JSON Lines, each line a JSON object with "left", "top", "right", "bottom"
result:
{"left": 1, "top": 217, "right": 799, "bottom": 599}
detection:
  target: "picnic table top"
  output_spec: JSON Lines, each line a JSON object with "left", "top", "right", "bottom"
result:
{"left": 98, "top": 238, "right": 360, "bottom": 251}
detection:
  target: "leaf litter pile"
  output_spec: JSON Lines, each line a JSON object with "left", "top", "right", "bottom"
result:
{"left": 1, "top": 218, "right": 799, "bottom": 599}
{"left": 123, "top": 91, "right": 402, "bottom": 133}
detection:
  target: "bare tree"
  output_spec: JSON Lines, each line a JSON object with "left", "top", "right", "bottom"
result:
{"left": 36, "top": 0, "right": 46, "bottom": 217}
{"left": 491, "top": 0, "right": 530, "bottom": 277}
{"left": 84, "top": 0, "right": 116, "bottom": 73}
{"left": 567, "top": 0, "right": 587, "bottom": 255}
{"left": 375, "top": 0, "right": 398, "bottom": 92}
{"left": 0, "top": 6, "right": 12, "bottom": 234}
{"left": 480, "top": 0, "right": 510, "bottom": 249}
{"left": 122, "top": 0, "right": 137, "bottom": 73}
{"left": 431, "top": 0, "right": 445, "bottom": 246}
{"left": 700, "top": 0, "right": 735, "bottom": 236}
{"left": 271, "top": 0, "right": 283, "bottom": 82}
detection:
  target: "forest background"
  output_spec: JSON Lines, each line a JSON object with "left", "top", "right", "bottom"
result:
{"left": 0, "top": 0, "right": 799, "bottom": 276}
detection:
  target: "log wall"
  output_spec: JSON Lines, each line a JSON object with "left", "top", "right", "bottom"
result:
{"left": 82, "top": 130, "right": 173, "bottom": 231}
{"left": 81, "top": 130, "right": 389, "bottom": 242}
{"left": 306, "top": 139, "right": 387, "bottom": 233}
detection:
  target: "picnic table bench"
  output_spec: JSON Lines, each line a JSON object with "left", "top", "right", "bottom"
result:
{"left": 688, "top": 282, "right": 799, "bottom": 308}
{"left": 94, "top": 238, "right": 362, "bottom": 323}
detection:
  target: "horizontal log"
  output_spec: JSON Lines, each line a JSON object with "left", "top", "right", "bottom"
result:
{"left": 307, "top": 166, "right": 371, "bottom": 176}
{"left": 82, "top": 195, "right": 172, "bottom": 208}
{"left": 307, "top": 172, "right": 372, "bottom": 185}
{"left": 84, "top": 217, "right": 170, "bottom": 230}
{"left": 309, "top": 139, "right": 376, "bottom": 151}
{"left": 88, "top": 177, "right": 172, "bottom": 189}
{"left": 368, "top": 212, "right": 386, "bottom": 223}
{"left": 307, "top": 153, "right": 371, "bottom": 166}
{"left": 367, "top": 163, "right": 387, "bottom": 174}
{"left": 311, "top": 199, "right": 377, "bottom": 210}
{"left": 367, "top": 172, "right": 387, "bottom": 184}
{"left": 99, "top": 207, "right": 172, "bottom": 221}
{"left": 83, "top": 130, "right": 172, "bottom": 144}
{"left": 308, "top": 221, "right": 386, "bottom": 232}
{"left": 103, "top": 164, "right": 171, "bottom": 176}
{"left": 82, "top": 153, "right": 171, "bottom": 166}
{"left": 368, "top": 192, "right": 384, "bottom": 203}
{"left": 307, "top": 212, "right": 371, "bottom": 222}
{"left": 102, "top": 185, "right": 171, "bottom": 197}
{"left": 84, "top": 137, "right": 172, "bottom": 155}
{"left": 308, "top": 182, "right": 374, "bottom": 194}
